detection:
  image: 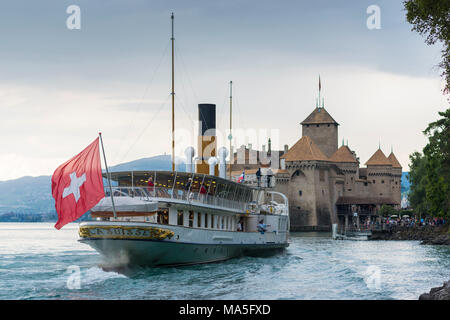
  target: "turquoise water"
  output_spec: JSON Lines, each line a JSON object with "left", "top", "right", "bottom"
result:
{"left": 0, "top": 223, "right": 449, "bottom": 300}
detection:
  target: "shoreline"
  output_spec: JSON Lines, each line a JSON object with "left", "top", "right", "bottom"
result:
{"left": 369, "top": 224, "right": 450, "bottom": 245}
{"left": 419, "top": 280, "right": 450, "bottom": 300}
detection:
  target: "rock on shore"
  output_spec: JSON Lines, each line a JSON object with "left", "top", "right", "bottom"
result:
{"left": 419, "top": 280, "right": 450, "bottom": 300}
{"left": 369, "top": 224, "right": 450, "bottom": 245}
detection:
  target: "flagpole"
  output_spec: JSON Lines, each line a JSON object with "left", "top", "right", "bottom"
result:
{"left": 171, "top": 12, "right": 175, "bottom": 172}
{"left": 99, "top": 132, "right": 117, "bottom": 219}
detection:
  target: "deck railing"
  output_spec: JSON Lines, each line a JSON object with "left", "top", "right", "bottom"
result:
{"left": 104, "top": 186, "right": 248, "bottom": 212}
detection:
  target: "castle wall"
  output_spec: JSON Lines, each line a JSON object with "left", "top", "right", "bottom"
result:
{"left": 313, "top": 165, "right": 334, "bottom": 229}
{"left": 391, "top": 167, "right": 402, "bottom": 205}
{"left": 367, "top": 165, "right": 393, "bottom": 198}
{"left": 286, "top": 163, "right": 318, "bottom": 230}
{"left": 302, "top": 123, "right": 338, "bottom": 158}
{"left": 335, "top": 162, "right": 359, "bottom": 197}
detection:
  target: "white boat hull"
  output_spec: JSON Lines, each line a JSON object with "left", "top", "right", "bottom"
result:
{"left": 78, "top": 221, "right": 289, "bottom": 266}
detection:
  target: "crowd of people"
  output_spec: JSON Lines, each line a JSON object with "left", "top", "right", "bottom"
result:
{"left": 357, "top": 215, "right": 447, "bottom": 231}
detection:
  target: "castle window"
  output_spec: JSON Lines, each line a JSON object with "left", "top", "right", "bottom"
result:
{"left": 306, "top": 124, "right": 309, "bottom": 128}
{"left": 364, "top": 182, "right": 368, "bottom": 186}
{"left": 373, "top": 180, "right": 376, "bottom": 184}
{"left": 395, "top": 181, "right": 398, "bottom": 185}
{"left": 327, "top": 124, "right": 330, "bottom": 127}
{"left": 319, "top": 169, "right": 325, "bottom": 181}
{"left": 298, "top": 190, "right": 302, "bottom": 197}
{"left": 316, "top": 124, "right": 320, "bottom": 127}
{"left": 381, "top": 180, "right": 384, "bottom": 184}
{"left": 348, "top": 189, "right": 352, "bottom": 192}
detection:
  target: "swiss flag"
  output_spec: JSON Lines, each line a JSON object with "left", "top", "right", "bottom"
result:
{"left": 52, "top": 137, "right": 105, "bottom": 229}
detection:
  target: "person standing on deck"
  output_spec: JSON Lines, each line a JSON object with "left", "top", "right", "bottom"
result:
{"left": 256, "top": 168, "right": 262, "bottom": 187}
{"left": 147, "top": 177, "right": 154, "bottom": 196}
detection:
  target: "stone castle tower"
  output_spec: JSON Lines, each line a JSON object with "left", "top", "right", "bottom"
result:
{"left": 277, "top": 79, "right": 402, "bottom": 231}
{"left": 301, "top": 106, "right": 339, "bottom": 158}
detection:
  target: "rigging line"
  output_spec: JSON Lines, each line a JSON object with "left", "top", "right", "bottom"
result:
{"left": 116, "top": 94, "right": 171, "bottom": 164}
{"left": 175, "top": 43, "right": 199, "bottom": 102}
{"left": 173, "top": 49, "right": 199, "bottom": 130}
{"left": 111, "top": 39, "right": 171, "bottom": 163}
{"left": 174, "top": 94, "right": 196, "bottom": 128}
{"left": 215, "top": 87, "right": 229, "bottom": 143}
{"left": 174, "top": 47, "right": 196, "bottom": 117}
{"left": 233, "top": 88, "right": 244, "bottom": 132}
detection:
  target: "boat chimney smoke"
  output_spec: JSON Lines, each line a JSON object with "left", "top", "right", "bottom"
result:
{"left": 184, "top": 147, "right": 195, "bottom": 173}
{"left": 218, "top": 147, "right": 228, "bottom": 179}
{"left": 196, "top": 103, "right": 218, "bottom": 175}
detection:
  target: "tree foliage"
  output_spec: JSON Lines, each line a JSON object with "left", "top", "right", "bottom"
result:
{"left": 408, "top": 152, "right": 429, "bottom": 216}
{"left": 380, "top": 204, "right": 398, "bottom": 217}
{"left": 404, "top": 0, "right": 450, "bottom": 95}
{"left": 408, "top": 109, "right": 450, "bottom": 217}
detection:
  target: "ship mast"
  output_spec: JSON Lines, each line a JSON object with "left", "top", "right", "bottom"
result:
{"left": 228, "top": 81, "right": 232, "bottom": 180}
{"left": 171, "top": 13, "right": 175, "bottom": 171}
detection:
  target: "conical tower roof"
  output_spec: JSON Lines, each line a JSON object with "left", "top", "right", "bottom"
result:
{"left": 387, "top": 152, "right": 402, "bottom": 168}
{"left": 330, "top": 145, "right": 358, "bottom": 163}
{"left": 365, "top": 149, "right": 391, "bottom": 166}
{"left": 281, "top": 136, "right": 328, "bottom": 162}
{"left": 301, "top": 107, "right": 339, "bottom": 125}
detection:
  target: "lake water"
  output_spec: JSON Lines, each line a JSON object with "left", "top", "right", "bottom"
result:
{"left": 0, "top": 223, "right": 449, "bottom": 300}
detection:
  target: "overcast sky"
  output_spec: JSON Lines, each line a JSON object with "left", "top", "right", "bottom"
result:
{"left": 0, "top": 0, "right": 448, "bottom": 181}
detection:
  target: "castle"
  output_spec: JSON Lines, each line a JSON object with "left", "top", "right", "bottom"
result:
{"left": 230, "top": 89, "right": 402, "bottom": 231}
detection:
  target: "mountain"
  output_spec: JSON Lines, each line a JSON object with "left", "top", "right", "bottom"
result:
{"left": 108, "top": 154, "right": 185, "bottom": 172}
{"left": 0, "top": 163, "right": 410, "bottom": 216}
{"left": 0, "top": 155, "right": 185, "bottom": 215}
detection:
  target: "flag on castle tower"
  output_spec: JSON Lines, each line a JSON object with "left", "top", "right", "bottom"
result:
{"left": 51, "top": 138, "right": 105, "bottom": 230}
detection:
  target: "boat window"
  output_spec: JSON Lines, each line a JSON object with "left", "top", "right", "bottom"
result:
{"left": 205, "top": 213, "right": 209, "bottom": 228}
{"left": 204, "top": 177, "right": 217, "bottom": 196}
{"left": 177, "top": 210, "right": 184, "bottom": 226}
{"left": 197, "top": 213, "right": 201, "bottom": 228}
{"left": 189, "top": 211, "right": 194, "bottom": 227}
{"left": 214, "top": 215, "right": 219, "bottom": 229}
{"left": 173, "top": 173, "right": 192, "bottom": 200}
{"left": 157, "top": 209, "right": 169, "bottom": 225}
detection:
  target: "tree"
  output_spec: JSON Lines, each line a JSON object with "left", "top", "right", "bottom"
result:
{"left": 380, "top": 204, "right": 397, "bottom": 217}
{"left": 404, "top": 0, "right": 450, "bottom": 95}
{"left": 408, "top": 151, "right": 429, "bottom": 217}
{"left": 408, "top": 109, "right": 450, "bottom": 218}
{"left": 423, "top": 108, "right": 450, "bottom": 217}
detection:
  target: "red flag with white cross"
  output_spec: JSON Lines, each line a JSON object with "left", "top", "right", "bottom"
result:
{"left": 52, "top": 137, "right": 104, "bottom": 229}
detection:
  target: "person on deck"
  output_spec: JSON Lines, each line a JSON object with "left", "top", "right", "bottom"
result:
{"left": 257, "top": 219, "right": 268, "bottom": 234}
{"left": 199, "top": 183, "right": 207, "bottom": 202}
{"left": 256, "top": 168, "right": 262, "bottom": 187}
{"left": 147, "top": 177, "right": 155, "bottom": 196}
